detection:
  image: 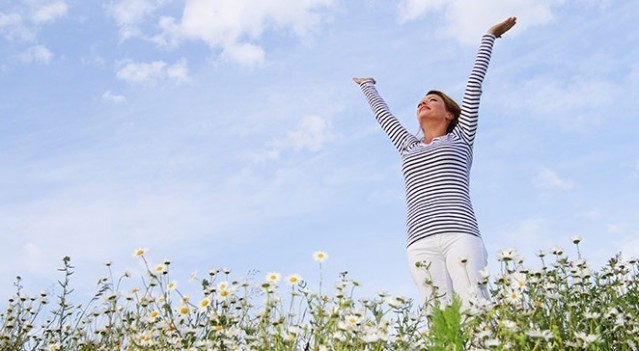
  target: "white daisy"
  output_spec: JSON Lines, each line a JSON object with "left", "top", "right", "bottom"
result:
{"left": 313, "top": 251, "right": 328, "bottom": 262}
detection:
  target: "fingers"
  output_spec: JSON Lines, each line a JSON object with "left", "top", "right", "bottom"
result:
{"left": 490, "top": 16, "right": 517, "bottom": 38}
{"left": 352, "top": 77, "right": 376, "bottom": 85}
{"left": 503, "top": 16, "right": 517, "bottom": 30}
{"left": 502, "top": 17, "right": 517, "bottom": 30}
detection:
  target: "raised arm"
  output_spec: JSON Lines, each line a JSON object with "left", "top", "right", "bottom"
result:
{"left": 455, "top": 17, "right": 517, "bottom": 146}
{"left": 353, "top": 78, "right": 419, "bottom": 154}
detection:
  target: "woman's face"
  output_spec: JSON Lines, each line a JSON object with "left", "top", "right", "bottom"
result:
{"left": 416, "top": 94, "right": 452, "bottom": 125}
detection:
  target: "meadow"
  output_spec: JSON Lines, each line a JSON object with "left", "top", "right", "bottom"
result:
{"left": 1, "top": 236, "right": 638, "bottom": 350}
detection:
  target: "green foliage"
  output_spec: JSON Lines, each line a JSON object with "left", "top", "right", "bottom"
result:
{"left": 427, "top": 296, "right": 465, "bottom": 351}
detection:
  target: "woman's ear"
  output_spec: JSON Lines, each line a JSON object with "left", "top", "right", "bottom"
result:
{"left": 445, "top": 112, "right": 455, "bottom": 121}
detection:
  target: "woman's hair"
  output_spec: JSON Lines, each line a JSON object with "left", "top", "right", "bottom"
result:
{"left": 426, "top": 90, "right": 461, "bottom": 134}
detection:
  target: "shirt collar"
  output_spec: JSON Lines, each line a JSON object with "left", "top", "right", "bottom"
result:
{"left": 423, "top": 133, "right": 451, "bottom": 145}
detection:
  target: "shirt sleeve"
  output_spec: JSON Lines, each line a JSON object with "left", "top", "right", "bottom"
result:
{"left": 359, "top": 81, "right": 419, "bottom": 154}
{"left": 454, "top": 34, "right": 496, "bottom": 146}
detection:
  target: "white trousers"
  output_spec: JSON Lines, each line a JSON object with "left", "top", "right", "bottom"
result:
{"left": 407, "top": 233, "right": 489, "bottom": 306}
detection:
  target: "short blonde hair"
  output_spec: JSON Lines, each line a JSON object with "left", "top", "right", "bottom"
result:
{"left": 426, "top": 90, "right": 460, "bottom": 134}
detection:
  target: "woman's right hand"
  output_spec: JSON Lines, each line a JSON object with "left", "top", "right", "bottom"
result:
{"left": 352, "top": 77, "right": 376, "bottom": 85}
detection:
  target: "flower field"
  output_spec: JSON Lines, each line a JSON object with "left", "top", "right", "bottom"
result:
{"left": 2, "top": 238, "right": 638, "bottom": 350}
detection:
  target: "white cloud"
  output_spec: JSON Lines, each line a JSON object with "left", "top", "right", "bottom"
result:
{"left": 0, "top": 11, "right": 35, "bottom": 42}
{"left": 0, "top": 12, "right": 22, "bottom": 28}
{"left": 154, "top": 0, "right": 335, "bottom": 66}
{"left": 102, "top": 90, "right": 127, "bottom": 103}
{"left": 1, "top": 1, "right": 69, "bottom": 42}
{"left": 117, "top": 60, "right": 165, "bottom": 83}
{"left": 107, "top": 0, "right": 155, "bottom": 26}
{"left": 398, "top": 0, "right": 453, "bottom": 23}
{"left": 220, "top": 42, "right": 265, "bottom": 67}
{"left": 31, "top": 1, "right": 68, "bottom": 24}
{"left": 116, "top": 57, "right": 189, "bottom": 84}
{"left": 397, "top": 0, "right": 562, "bottom": 44}
{"left": 18, "top": 44, "right": 53, "bottom": 64}
{"left": 535, "top": 168, "right": 574, "bottom": 190}
{"left": 288, "top": 115, "right": 331, "bottom": 152}
{"left": 498, "top": 75, "right": 619, "bottom": 132}
{"left": 106, "top": 0, "right": 165, "bottom": 40}
{"left": 252, "top": 115, "right": 332, "bottom": 161}
{"left": 164, "top": 57, "right": 189, "bottom": 81}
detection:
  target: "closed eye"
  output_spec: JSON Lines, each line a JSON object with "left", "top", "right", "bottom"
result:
{"left": 418, "top": 98, "right": 438, "bottom": 107}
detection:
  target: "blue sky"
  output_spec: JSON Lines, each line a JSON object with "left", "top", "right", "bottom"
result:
{"left": 1, "top": 0, "right": 638, "bottom": 302}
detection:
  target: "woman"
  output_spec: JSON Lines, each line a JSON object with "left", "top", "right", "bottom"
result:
{"left": 353, "top": 17, "right": 517, "bottom": 305}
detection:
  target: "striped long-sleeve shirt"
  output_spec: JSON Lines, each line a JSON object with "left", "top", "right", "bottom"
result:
{"left": 360, "top": 34, "right": 496, "bottom": 248}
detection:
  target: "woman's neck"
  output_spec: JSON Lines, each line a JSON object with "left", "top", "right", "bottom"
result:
{"left": 422, "top": 126, "right": 448, "bottom": 144}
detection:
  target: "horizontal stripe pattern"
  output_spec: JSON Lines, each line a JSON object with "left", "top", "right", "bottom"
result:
{"left": 360, "top": 35, "right": 496, "bottom": 247}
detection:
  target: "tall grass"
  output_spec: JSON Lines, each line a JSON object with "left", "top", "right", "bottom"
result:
{"left": 1, "top": 238, "right": 638, "bottom": 350}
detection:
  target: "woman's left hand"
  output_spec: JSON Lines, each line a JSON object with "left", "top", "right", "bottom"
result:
{"left": 488, "top": 17, "right": 517, "bottom": 38}
{"left": 352, "top": 77, "right": 376, "bottom": 85}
